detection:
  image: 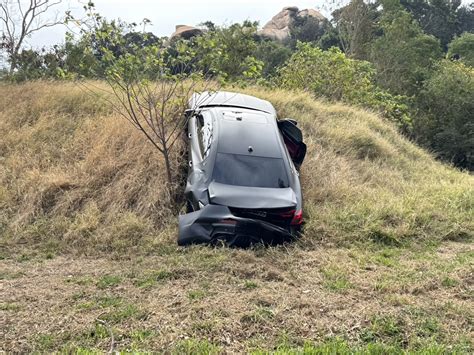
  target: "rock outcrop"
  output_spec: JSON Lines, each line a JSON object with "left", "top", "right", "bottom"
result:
{"left": 170, "top": 25, "right": 203, "bottom": 41}
{"left": 258, "top": 6, "right": 327, "bottom": 42}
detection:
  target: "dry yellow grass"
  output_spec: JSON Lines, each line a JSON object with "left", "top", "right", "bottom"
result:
{"left": 0, "top": 82, "right": 473, "bottom": 353}
{"left": 241, "top": 88, "right": 473, "bottom": 247}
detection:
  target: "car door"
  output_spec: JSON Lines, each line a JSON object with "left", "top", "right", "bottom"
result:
{"left": 186, "top": 112, "right": 214, "bottom": 211}
{"left": 277, "top": 119, "right": 307, "bottom": 169}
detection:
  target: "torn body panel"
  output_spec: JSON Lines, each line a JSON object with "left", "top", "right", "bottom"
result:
{"left": 178, "top": 204, "right": 293, "bottom": 247}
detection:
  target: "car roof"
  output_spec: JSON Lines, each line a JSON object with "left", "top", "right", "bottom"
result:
{"left": 189, "top": 91, "right": 277, "bottom": 115}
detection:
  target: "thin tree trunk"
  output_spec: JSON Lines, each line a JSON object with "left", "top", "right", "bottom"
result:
{"left": 163, "top": 146, "right": 173, "bottom": 188}
{"left": 9, "top": 52, "right": 17, "bottom": 74}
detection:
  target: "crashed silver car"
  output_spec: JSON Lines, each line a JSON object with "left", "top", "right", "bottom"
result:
{"left": 178, "top": 91, "right": 306, "bottom": 247}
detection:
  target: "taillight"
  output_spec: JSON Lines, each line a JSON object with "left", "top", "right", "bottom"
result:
{"left": 291, "top": 209, "right": 303, "bottom": 225}
{"left": 218, "top": 219, "right": 237, "bottom": 225}
{"left": 279, "top": 210, "right": 296, "bottom": 219}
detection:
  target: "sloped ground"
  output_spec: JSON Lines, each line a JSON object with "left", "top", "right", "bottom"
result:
{"left": 0, "top": 82, "right": 472, "bottom": 352}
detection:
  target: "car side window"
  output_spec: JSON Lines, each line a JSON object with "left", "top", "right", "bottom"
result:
{"left": 196, "top": 111, "right": 213, "bottom": 159}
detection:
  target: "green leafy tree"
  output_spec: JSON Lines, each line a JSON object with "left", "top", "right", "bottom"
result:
{"left": 371, "top": 5, "right": 442, "bottom": 95}
{"left": 415, "top": 60, "right": 474, "bottom": 169}
{"left": 400, "top": 0, "right": 474, "bottom": 49}
{"left": 447, "top": 32, "right": 474, "bottom": 66}
{"left": 191, "top": 21, "right": 262, "bottom": 81}
{"left": 290, "top": 14, "right": 329, "bottom": 44}
{"left": 457, "top": 2, "right": 474, "bottom": 33}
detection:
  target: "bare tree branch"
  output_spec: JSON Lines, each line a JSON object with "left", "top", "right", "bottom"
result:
{"left": 0, "top": 0, "right": 64, "bottom": 73}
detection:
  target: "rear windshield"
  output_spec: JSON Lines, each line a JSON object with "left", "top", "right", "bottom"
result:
{"left": 212, "top": 153, "right": 289, "bottom": 188}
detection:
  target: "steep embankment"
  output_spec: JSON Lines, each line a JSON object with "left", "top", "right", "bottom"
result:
{"left": 0, "top": 82, "right": 473, "bottom": 352}
{"left": 0, "top": 82, "right": 471, "bottom": 254}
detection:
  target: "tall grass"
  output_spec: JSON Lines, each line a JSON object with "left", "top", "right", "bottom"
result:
{"left": 243, "top": 88, "right": 473, "bottom": 246}
{"left": 0, "top": 82, "right": 472, "bottom": 255}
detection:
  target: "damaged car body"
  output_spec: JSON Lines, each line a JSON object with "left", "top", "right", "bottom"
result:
{"left": 179, "top": 91, "right": 306, "bottom": 247}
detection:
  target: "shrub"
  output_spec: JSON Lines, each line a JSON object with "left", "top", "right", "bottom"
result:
{"left": 447, "top": 32, "right": 474, "bottom": 67}
{"left": 277, "top": 43, "right": 412, "bottom": 132}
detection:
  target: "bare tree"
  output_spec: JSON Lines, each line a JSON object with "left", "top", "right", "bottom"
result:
{"left": 101, "top": 75, "right": 218, "bottom": 191}
{"left": 332, "top": 0, "right": 377, "bottom": 60}
{"left": 0, "top": 0, "right": 63, "bottom": 73}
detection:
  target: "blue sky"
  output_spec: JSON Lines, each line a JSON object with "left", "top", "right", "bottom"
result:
{"left": 30, "top": 0, "right": 328, "bottom": 48}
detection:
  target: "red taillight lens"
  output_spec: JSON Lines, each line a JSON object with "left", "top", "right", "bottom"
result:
{"left": 279, "top": 210, "right": 296, "bottom": 219}
{"left": 291, "top": 209, "right": 303, "bottom": 225}
{"left": 219, "top": 219, "right": 237, "bottom": 225}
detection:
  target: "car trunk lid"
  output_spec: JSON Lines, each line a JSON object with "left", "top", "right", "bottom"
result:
{"left": 208, "top": 182, "right": 297, "bottom": 209}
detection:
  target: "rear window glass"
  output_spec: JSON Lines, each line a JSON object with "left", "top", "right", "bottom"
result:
{"left": 212, "top": 153, "right": 289, "bottom": 188}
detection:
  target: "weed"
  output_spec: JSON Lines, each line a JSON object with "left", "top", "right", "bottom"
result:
{"left": 35, "top": 334, "right": 56, "bottom": 351}
{"left": 133, "top": 269, "right": 174, "bottom": 288}
{"left": 322, "top": 267, "right": 352, "bottom": 292}
{"left": 188, "top": 289, "right": 207, "bottom": 301}
{"left": 441, "top": 276, "right": 459, "bottom": 288}
{"left": 96, "top": 275, "right": 122, "bottom": 289}
{"left": 101, "top": 303, "right": 148, "bottom": 324}
{"left": 0, "top": 302, "right": 22, "bottom": 311}
{"left": 66, "top": 276, "right": 94, "bottom": 286}
{"left": 360, "top": 315, "right": 405, "bottom": 345}
{"left": 241, "top": 306, "right": 275, "bottom": 324}
{"left": 244, "top": 280, "right": 259, "bottom": 289}
{"left": 172, "top": 339, "right": 221, "bottom": 354}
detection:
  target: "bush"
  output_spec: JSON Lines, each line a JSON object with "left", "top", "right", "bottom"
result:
{"left": 277, "top": 43, "right": 412, "bottom": 132}
{"left": 415, "top": 60, "right": 474, "bottom": 170}
{"left": 447, "top": 32, "right": 474, "bottom": 67}
{"left": 253, "top": 40, "right": 292, "bottom": 78}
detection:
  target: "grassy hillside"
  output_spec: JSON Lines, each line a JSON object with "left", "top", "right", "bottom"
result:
{"left": 0, "top": 82, "right": 473, "bottom": 353}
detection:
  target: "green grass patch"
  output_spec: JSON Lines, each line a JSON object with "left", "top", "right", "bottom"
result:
{"left": 100, "top": 303, "right": 148, "bottom": 324}
{"left": 244, "top": 280, "right": 259, "bottom": 289}
{"left": 322, "top": 266, "right": 352, "bottom": 292}
{"left": 96, "top": 275, "right": 122, "bottom": 289}
{"left": 172, "top": 339, "right": 221, "bottom": 354}
{"left": 0, "top": 302, "right": 22, "bottom": 311}
{"left": 133, "top": 269, "right": 175, "bottom": 288}
{"left": 241, "top": 306, "right": 275, "bottom": 325}
{"left": 187, "top": 289, "right": 207, "bottom": 301}
{"left": 65, "top": 275, "right": 94, "bottom": 286}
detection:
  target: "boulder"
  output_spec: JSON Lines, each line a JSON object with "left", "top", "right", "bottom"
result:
{"left": 297, "top": 8, "right": 326, "bottom": 21}
{"left": 170, "top": 25, "right": 203, "bottom": 41}
{"left": 258, "top": 6, "right": 327, "bottom": 42}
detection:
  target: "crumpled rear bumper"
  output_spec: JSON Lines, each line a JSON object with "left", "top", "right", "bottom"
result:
{"left": 178, "top": 204, "right": 293, "bottom": 247}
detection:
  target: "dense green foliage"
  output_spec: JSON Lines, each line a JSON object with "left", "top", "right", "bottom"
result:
{"left": 1, "top": 0, "right": 473, "bottom": 169}
{"left": 415, "top": 60, "right": 474, "bottom": 169}
{"left": 278, "top": 44, "right": 412, "bottom": 131}
{"left": 447, "top": 32, "right": 474, "bottom": 65}
{"left": 400, "top": 0, "right": 474, "bottom": 49}
{"left": 371, "top": 5, "right": 442, "bottom": 96}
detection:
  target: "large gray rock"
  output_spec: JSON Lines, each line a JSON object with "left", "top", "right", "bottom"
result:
{"left": 258, "top": 6, "right": 326, "bottom": 42}
{"left": 170, "top": 25, "right": 203, "bottom": 41}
